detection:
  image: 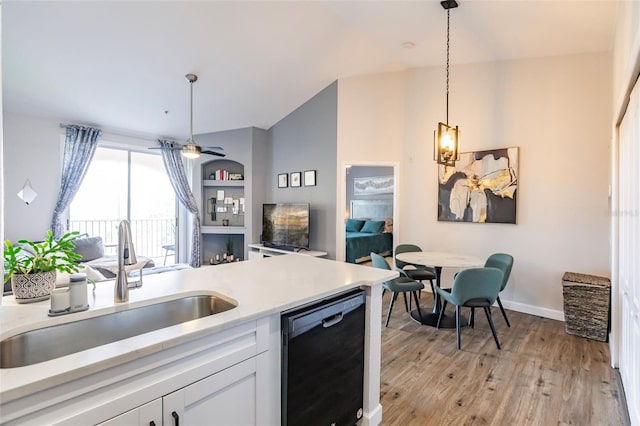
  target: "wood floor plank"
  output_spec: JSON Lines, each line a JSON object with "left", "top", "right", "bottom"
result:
{"left": 379, "top": 292, "right": 628, "bottom": 426}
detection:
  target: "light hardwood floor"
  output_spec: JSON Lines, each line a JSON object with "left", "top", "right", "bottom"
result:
{"left": 378, "top": 291, "right": 629, "bottom": 425}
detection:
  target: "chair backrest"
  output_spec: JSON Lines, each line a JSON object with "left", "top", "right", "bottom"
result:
{"left": 370, "top": 252, "right": 391, "bottom": 271}
{"left": 394, "top": 244, "right": 422, "bottom": 270}
{"left": 449, "top": 267, "right": 503, "bottom": 306}
{"left": 484, "top": 253, "right": 514, "bottom": 291}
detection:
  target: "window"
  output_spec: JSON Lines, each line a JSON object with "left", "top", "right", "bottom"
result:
{"left": 69, "top": 147, "right": 177, "bottom": 265}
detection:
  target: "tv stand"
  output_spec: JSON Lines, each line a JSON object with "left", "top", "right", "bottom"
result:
{"left": 247, "top": 244, "right": 327, "bottom": 260}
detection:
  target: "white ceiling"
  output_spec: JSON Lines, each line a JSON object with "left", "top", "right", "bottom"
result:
{"left": 2, "top": 1, "right": 617, "bottom": 142}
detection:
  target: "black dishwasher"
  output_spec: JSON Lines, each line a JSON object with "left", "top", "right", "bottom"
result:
{"left": 281, "top": 289, "right": 366, "bottom": 426}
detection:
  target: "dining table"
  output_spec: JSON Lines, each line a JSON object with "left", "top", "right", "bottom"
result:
{"left": 395, "top": 251, "right": 485, "bottom": 328}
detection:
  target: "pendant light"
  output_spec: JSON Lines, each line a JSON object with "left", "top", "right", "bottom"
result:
{"left": 434, "top": 0, "right": 460, "bottom": 167}
{"left": 182, "top": 73, "right": 202, "bottom": 159}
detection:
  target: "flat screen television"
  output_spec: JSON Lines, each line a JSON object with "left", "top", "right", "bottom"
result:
{"left": 262, "top": 203, "right": 310, "bottom": 251}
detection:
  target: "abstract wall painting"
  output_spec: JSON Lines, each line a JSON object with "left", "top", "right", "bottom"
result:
{"left": 438, "top": 147, "right": 518, "bottom": 224}
{"left": 354, "top": 175, "right": 394, "bottom": 195}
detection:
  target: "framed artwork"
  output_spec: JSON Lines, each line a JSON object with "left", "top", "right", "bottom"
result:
{"left": 290, "top": 172, "right": 302, "bottom": 187}
{"left": 354, "top": 175, "right": 394, "bottom": 195}
{"left": 216, "top": 190, "right": 225, "bottom": 201}
{"left": 437, "top": 147, "right": 519, "bottom": 224}
{"left": 304, "top": 170, "right": 316, "bottom": 186}
{"left": 278, "top": 173, "right": 288, "bottom": 188}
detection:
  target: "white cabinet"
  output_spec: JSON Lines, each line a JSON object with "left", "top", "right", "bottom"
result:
{"left": 1, "top": 317, "right": 278, "bottom": 426}
{"left": 98, "top": 357, "right": 261, "bottom": 426}
{"left": 247, "top": 243, "right": 327, "bottom": 259}
{"left": 163, "top": 357, "right": 260, "bottom": 426}
{"left": 617, "top": 71, "right": 640, "bottom": 425}
{"left": 98, "top": 399, "right": 162, "bottom": 426}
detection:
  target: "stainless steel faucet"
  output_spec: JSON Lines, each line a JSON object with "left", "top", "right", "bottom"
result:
{"left": 115, "top": 220, "right": 138, "bottom": 303}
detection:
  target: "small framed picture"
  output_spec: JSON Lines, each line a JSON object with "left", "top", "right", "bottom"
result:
{"left": 224, "top": 197, "right": 233, "bottom": 205}
{"left": 216, "top": 206, "right": 227, "bottom": 213}
{"left": 216, "top": 190, "right": 225, "bottom": 201}
{"left": 290, "top": 172, "right": 301, "bottom": 187}
{"left": 304, "top": 170, "right": 316, "bottom": 186}
{"left": 278, "top": 173, "right": 288, "bottom": 188}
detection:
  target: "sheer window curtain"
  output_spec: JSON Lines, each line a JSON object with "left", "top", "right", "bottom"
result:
{"left": 51, "top": 125, "right": 102, "bottom": 239}
{"left": 159, "top": 140, "right": 201, "bottom": 267}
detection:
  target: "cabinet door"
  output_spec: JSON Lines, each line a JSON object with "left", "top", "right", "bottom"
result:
{"left": 97, "top": 398, "right": 162, "bottom": 426}
{"left": 163, "top": 357, "right": 259, "bottom": 426}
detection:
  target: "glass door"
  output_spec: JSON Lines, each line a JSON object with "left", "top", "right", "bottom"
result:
{"left": 69, "top": 147, "right": 177, "bottom": 266}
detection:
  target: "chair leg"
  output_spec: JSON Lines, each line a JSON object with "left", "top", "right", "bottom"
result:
{"left": 436, "top": 302, "right": 445, "bottom": 328}
{"left": 497, "top": 296, "right": 511, "bottom": 327}
{"left": 385, "top": 292, "right": 399, "bottom": 327}
{"left": 441, "top": 300, "right": 448, "bottom": 314}
{"left": 402, "top": 292, "right": 410, "bottom": 312}
{"left": 412, "top": 291, "right": 423, "bottom": 324}
{"left": 429, "top": 279, "right": 436, "bottom": 300}
{"left": 456, "top": 305, "right": 462, "bottom": 350}
{"left": 469, "top": 308, "right": 475, "bottom": 329}
{"left": 484, "top": 306, "right": 501, "bottom": 350}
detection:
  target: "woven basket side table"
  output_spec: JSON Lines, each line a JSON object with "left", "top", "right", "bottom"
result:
{"left": 562, "top": 272, "right": 611, "bottom": 342}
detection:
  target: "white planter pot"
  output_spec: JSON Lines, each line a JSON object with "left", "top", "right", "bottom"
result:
{"left": 11, "top": 271, "right": 57, "bottom": 303}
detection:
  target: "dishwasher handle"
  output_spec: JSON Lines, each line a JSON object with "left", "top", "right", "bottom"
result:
{"left": 322, "top": 312, "right": 343, "bottom": 328}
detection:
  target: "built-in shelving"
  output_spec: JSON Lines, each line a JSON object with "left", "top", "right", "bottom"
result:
{"left": 203, "top": 180, "right": 244, "bottom": 187}
{"left": 201, "top": 226, "right": 246, "bottom": 235}
{"left": 201, "top": 159, "right": 246, "bottom": 263}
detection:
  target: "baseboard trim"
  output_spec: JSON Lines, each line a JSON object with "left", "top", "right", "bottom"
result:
{"left": 500, "top": 299, "right": 564, "bottom": 321}
{"left": 417, "top": 289, "right": 565, "bottom": 322}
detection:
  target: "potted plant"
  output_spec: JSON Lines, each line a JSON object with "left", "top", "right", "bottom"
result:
{"left": 3, "top": 231, "right": 82, "bottom": 303}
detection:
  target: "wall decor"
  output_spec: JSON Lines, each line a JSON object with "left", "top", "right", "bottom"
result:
{"left": 437, "top": 147, "right": 518, "bottom": 224}
{"left": 216, "top": 189, "right": 225, "bottom": 201}
{"left": 354, "top": 175, "right": 394, "bottom": 195}
{"left": 304, "top": 170, "right": 316, "bottom": 186}
{"left": 290, "top": 172, "right": 301, "bottom": 187}
{"left": 278, "top": 173, "right": 288, "bottom": 188}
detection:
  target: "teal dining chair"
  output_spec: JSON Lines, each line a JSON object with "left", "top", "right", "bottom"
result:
{"left": 371, "top": 252, "right": 424, "bottom": 327}
{"left": 435, "top": 267, "right": 503, "bottom": 350}
{"left": 394, "top": 244, "right": 437, "bottom": 298}
{"left": 483, "top": 253, "right": 514, "bottom": 327}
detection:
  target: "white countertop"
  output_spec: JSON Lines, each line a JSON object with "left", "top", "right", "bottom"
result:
{"left": 0, "top": 256, "right": 397, "bottom": 402}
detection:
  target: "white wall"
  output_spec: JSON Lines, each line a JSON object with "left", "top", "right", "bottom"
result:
{"left": 336, "top": 72, "right": 406, "bottom": 262}
{"left": 2, "top": 113, "right": 159, "bottom": 242}
{"left": 337, "top": 52, "right": 612, "bottom": 319}
{"left": 3, "top": 113, "right": 63, "bottom": 241}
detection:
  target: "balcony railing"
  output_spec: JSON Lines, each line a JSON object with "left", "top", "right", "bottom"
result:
{"left": 69, "top": 219, "right": 175, "bottom": 265}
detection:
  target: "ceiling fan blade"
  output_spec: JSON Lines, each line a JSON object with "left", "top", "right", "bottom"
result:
{"left": 202, "top": 146, "right": 224, "bottom": 151}
{"left": 147, "top": 146, "right": 182, "bottom": 151}
{"left": 201, "top": 150, "right": 226, "bottom": 157}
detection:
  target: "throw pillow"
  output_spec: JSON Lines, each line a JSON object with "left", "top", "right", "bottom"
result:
{"left": 73, "top": 236, "right": 105, "bottom": 262}
{"left": 361, "top": 220, "right": 385, "bottom": 234}
{"left": 345, "top": 219, "right": 365, "bottom": 232}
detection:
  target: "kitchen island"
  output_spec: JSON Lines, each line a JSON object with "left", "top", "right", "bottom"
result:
{"left": 0, "top": 255, "right": 396, "bottom": 425}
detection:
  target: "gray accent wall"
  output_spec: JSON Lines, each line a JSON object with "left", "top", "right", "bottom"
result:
{"left": 266, "top": 81, "right": 338, "bottom": 259}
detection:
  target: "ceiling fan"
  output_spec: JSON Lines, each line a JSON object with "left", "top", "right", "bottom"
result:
{"left": 151, "top": 73, "right": 225, "bottom": 158}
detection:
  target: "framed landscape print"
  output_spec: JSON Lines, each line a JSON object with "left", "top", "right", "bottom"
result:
{"left": 437, "top": 147, "right": 519, "bottom": 224}
{"left": 353, "top": 175, "right": 394, "bottom": 195}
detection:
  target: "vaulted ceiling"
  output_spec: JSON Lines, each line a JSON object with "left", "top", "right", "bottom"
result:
{"left": 2, "top": 1, "right": 617, "bottom": 141}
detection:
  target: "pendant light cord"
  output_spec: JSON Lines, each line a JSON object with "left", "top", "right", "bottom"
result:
{"left": 446, "top": 8, "right": 450, "bottom": 126}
